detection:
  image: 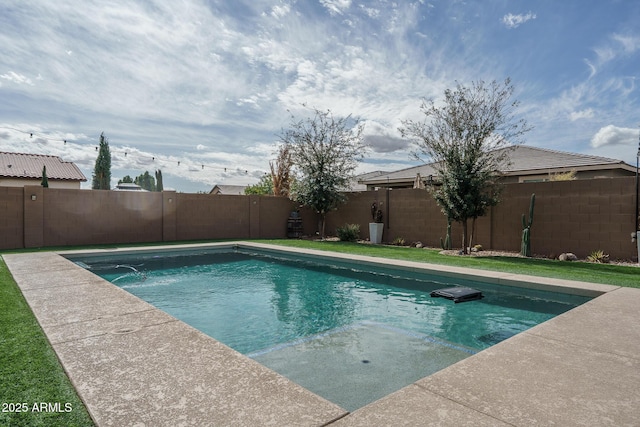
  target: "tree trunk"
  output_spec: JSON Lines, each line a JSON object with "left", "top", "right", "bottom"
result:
{"left": 469, "top": 217, "right": 476, "bottom": 251}
{"left": 319, "top": 214, "right": 326, "bottom": 239}
{"left": 462, "top": 219, "right": 469, "bottom": 254}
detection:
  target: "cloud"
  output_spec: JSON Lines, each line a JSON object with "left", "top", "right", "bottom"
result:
{"left": 569, "top": 109, "right": 594, "bottom": 121}
{"left": 611, "top": 33, "right": 640, "bottom": 55}
{"left": 593, "top": 46, "right": 617, "bottom": 65}
{"left": 270, "top": 3, "right": 291, "bottom": 19}
{"left": 587, "top": 32, "right": 640, "bottom": 77}
{"left": 584, "top": 59, "right": 597, "bottom": 79}
{"left": 364, "top": 134, "right": 409, "bottom": 153}
{"left": 0, "top": 71, "right": 34, "bottom": 86}
{"left": 11, "top": 0, "right": 629, "bottom": 190}
{"left": 502, "top": 12, "right": 536, "bottom": 29}
{"left": 590, "top": 125, "right": 637, "bottom": 148}
{"left": 0, "top": 124, "right": 269, "bottom": 190}
{"left": 362, "top": 120, "right": 409, "bottom": 153}
{"left": 358, "top": 5, "right": 380, "bottom": 19}
{"left": 320, "top": 0, "right": 352, "bottom": 16}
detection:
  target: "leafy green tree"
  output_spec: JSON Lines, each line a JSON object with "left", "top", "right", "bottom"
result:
{"left": 118, "top": 175, "right": 134, "bottom": 184}
{"left": 92, "top": 132, "right": 112, "bottom": 190}
{"left": 41, "top": 165, "right": 48, "bottom": 188}
{"left": 155, "top": 169, "right": 163, "bottom": 192}
{"left": 245, "top": 174, "right": 274, "bottom": 195}
{"left": 134, "top": 171, "right": 156, "bottom": 191}
{"left": 281, "top": 107, "right": 366, "bottom": 238}
{"left": 400, "top": 79, "right": 531, "bottom": 253}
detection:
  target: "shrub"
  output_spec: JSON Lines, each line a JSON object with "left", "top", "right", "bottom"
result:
{"left": 391, "top": 237, "right": 406, "bottom": 246}
{"left": 336, "top": 223, "right": 360, "bottom": 242}
{"left": 587, "top": 250, "right": 610, "bottom": 263}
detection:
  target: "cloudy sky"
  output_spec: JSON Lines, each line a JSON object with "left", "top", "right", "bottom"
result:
{"left": 1, "top": 0, "right": 639, "bottom": 192}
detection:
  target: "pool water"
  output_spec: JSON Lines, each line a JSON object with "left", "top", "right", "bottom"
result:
{"left": 70, "top": 248, "right": 590, "bottom": 411}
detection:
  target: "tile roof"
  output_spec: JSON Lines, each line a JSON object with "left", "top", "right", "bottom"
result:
{"left": 361, "top": 145, "right": 634, "bottom": 185}
{"left": 497, "top": 145, "right": 631, "bottom": 173}
{"left": 0, "top": 152, "right": 87, "bottom": 181}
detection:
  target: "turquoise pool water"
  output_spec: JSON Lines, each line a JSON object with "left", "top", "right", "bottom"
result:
{"left": 69, "top": 248, "right": 590, "bottom": 411}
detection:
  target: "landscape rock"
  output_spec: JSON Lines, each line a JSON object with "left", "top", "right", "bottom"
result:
{"left": 559, "top": 252, "right": 578, "bottom": 261}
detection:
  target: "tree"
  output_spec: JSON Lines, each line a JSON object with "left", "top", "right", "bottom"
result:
{"left": 155, "top": 169, "right": 163, "bottom": 192}
{"left": 134, "top": 171, "right": 156, "bottom": 191}
{"left": 270, "top": 144, "right": 293, "bottom": 197}
{"left": 41, "top": 165, "right": 49, "bottom": 188}
{"left": 244, "top": 174, "right": 274, "bottom": 195}
{"left": 118, "top": 175, "right": 134, "bottom": 184}
{"left": 92, "top": 132, "right": 112, "bottom": 190}
{"left": 400, "top": 79, "right": 531, "bottom": 253}
{"left": 281, "top": 107, "right": 366, "bottom": 238}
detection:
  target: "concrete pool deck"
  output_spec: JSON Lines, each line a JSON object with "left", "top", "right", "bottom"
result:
{"left": 3, "top": 241, "right": 640, "bottom": 426}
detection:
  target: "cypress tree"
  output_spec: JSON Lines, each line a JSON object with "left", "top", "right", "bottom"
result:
{"left": 155, "top": 169, "right": 163, "bottom": 192}
{"left": 41, "top": 165, "right": 49, "bottom": 188}
{"left": 92, "top": 132, "right": 112, "bottom": 190}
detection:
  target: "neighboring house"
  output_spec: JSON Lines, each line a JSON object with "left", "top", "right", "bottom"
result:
{"left": 209, "top": 184, "right": 248, "bottom": 195}
{"left": 360, "top": 145, "right": 637, "bottom": 190}
{"left": 114, "top": 183, "right": 148, "bottom": 191}
{"left": 343, "top": 171, "right": 389, "bottom": 191}
{"left": 0, "top": 151, "right": 87, "bottom": 189}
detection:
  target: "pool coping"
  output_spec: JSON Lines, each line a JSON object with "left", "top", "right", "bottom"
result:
{"left": 4, "top": 241, "right": 640, "bottom": 426}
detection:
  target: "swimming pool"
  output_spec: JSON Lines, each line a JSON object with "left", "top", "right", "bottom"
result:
{"left": 68, "top": 246, "right": 591, "bottom": 411}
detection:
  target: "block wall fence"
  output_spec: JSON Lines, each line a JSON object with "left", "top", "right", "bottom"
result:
{"left": 0, "top": 177, "right": 637, "bottom": 260}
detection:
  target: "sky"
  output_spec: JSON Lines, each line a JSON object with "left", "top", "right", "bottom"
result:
{"left": 1, "top": 0, "right": 639, "bottom": 193}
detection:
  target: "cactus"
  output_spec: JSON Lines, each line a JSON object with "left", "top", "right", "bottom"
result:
{"left": 521, "top": 193, "right": 535, "bottom": 257}
{"left": 440, "top": 220, "right": 452, "bottom": 250}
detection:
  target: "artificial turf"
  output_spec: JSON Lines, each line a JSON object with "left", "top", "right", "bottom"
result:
{"left": 0, "top": 258, "right": 94, "bottom": 427}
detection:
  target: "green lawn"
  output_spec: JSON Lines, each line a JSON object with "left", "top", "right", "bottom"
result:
{"left": 0, "top": 239, "right": 637, "bottom": 427}
{"left": 0, "top": 258, "right": 94, "bottom": 427}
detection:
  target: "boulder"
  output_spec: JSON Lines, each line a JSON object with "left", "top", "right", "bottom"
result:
{"left": 559, "top": 252, "right": 578, "bottom": 261}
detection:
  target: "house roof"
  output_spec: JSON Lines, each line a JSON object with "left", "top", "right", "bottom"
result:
{"left": 209, "top": 184, "right": 247, "bottom": 195}
{"left": 114, "top": 183, "right": 148, "bottom": 191}
{"left": 359, "top": 163, "right": 439, "bottom": 186}
{"left": 360, "top": 145, "right": 635, "bottom": 186}
{"left": 344, "top": 170, "right": 389, "bottom": 191}
{"left": 0, "top": 151, "right": 87, "bottom": 181}
{"left": 498, "top": 145, "right": 635, "bottom": 174}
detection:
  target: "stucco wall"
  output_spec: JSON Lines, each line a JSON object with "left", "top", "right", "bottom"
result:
{"left": 0, "top": 187, "right": 302, "bottom": 250}
{"left": 0, "top": 186, "right": 24, "bottom": 249}
{"left": 0, "top": 178, "right": 637, "bottom": 260}
{"left": 325, "top": 177, "right": 637, "bottom": 260}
